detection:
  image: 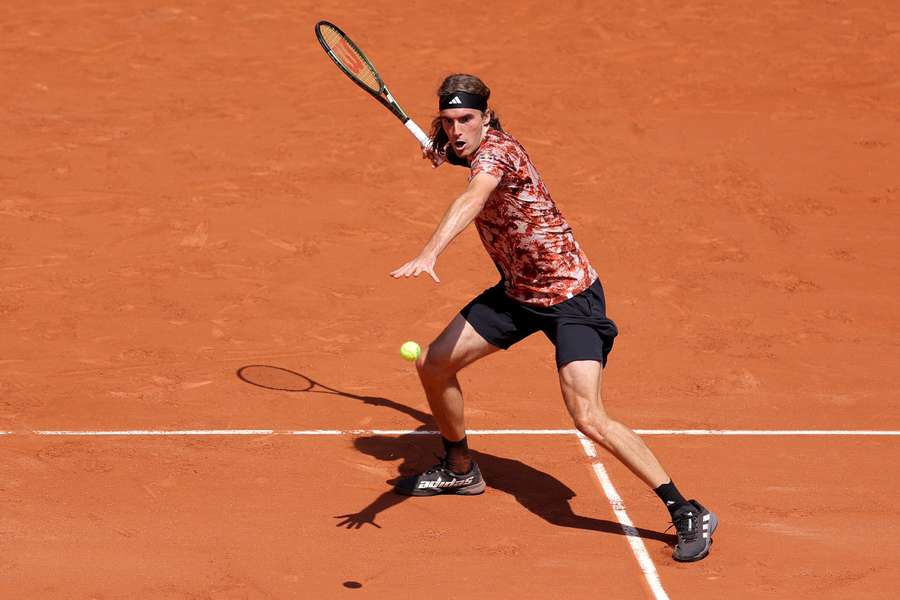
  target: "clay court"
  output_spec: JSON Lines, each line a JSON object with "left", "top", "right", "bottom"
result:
{"left": 3, "top": 1, "right": 900, "bottom": 598}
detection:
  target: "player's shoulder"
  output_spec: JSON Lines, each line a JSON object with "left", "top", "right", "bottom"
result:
{"left": 475, "top": 128, "right": 526, "bottom": 160}
{"left": 483, "top": 128, "right": 521, "bottom": 150}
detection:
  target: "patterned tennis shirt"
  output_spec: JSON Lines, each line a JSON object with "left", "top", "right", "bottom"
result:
{"left": 468, "top": 128, "right": 597, "bottom": 306}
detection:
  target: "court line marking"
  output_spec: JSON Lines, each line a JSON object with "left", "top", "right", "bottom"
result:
{"left": 3, "top": 428, "right": 899, "bottom": 436}
{"left": 576, "top": 432, "right": 669, "bottom": 600}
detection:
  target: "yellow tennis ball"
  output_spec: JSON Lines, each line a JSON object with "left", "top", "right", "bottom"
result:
{"left": 400, "top": 341, "right": 421, "bottom": 362}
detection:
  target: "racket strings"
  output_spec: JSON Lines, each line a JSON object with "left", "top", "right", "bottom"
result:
{"left": 319, "top": 25, "right": 380, "bottom": 93}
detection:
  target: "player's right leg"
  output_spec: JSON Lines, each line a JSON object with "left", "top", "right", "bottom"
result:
{"left": 395, "top": 282, "right": 534, "bottom": 497}
{"left": 416, "top": 313, "right": 500, "bottom": 443}
{"left": 394, "top": 314, "right": 498, "bottom": 496}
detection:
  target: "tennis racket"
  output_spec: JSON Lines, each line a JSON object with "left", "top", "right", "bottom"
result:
{"left": 315, "top": 20, "right": 431, "bottom": 148}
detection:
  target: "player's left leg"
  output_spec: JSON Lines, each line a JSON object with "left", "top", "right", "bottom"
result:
{"left": 558, "top": 359, "right": 669, "bottom": 487}
{"left": 546, "top": 279, "right": 718, "bottom": 561}
{"left": 558, "top": 359, "right": 718, "bottom": 561}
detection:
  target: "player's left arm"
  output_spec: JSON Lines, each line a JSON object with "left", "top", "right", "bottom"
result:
{"left": 390, "top": 172, "right": 500, "bottom": 282}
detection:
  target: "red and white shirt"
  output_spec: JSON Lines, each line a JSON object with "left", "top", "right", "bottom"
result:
{"left": 469, "top": 129, "right": 597, "bottom": 306}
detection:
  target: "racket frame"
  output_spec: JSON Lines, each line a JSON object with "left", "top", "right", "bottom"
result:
{"left": 314, "top": 20, "right": 430, "bottom": 147}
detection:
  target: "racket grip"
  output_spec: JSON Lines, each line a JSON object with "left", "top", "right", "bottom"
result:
{"left": 404, "top": 119, "right": 431, "bottom": 148}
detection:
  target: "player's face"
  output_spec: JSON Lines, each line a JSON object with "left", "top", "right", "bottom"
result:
{"left": 440, "top": 108, "right": 490, "bottom": 158}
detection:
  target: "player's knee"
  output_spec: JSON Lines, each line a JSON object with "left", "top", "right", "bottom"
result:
{"left": 416, "top": 345, "right": 454, "bottom": 380}
{"left": 573, "top": 413, "right": 613, "bottom": 442}
{"left": 414, "top": 350, "right": 433, "bottom": 376}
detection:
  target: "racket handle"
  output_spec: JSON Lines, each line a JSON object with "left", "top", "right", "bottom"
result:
{"left": 404, "top": 119, "right": 430, "bottom": 148}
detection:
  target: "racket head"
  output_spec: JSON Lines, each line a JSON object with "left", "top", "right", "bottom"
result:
{"left": 315, "top": 21, "right": 384, "bottom": 97}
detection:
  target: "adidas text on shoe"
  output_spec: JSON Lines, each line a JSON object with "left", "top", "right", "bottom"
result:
{"left": 394, "top": 460, "right": 486, "bottom": 497}
{"left": 671, "top": 500, "right": 718, "bottom": 562}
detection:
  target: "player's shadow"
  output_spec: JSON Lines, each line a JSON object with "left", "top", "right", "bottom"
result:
{"left": 236, "top": 365, "right": 673, "bottom": 545}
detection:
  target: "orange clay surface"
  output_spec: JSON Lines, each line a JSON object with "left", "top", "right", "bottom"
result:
{"left": 2, "top": 1, "right": 900, "bottom": 598}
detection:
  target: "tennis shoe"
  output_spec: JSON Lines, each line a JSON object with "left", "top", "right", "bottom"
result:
{"left": 394, "top": 459, "right": 486, "bottom": 496}
{"left": 671, "top": 500, "right": 718, "bottom": 562}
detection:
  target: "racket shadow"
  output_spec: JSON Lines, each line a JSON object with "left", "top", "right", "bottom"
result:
{"left": 235, "top": 364, "right": 673, "bottom": 544}
{"left": 235, "top": 364, "right": 435, "bottom": 427}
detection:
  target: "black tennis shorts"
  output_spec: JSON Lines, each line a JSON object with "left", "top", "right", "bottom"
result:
{"left": 460, "top": 279, "right": 619, "bottom": 368}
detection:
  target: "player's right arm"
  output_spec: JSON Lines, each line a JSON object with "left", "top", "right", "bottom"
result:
{"left": 390, "top": 172, "right": 500, "bottom": 282}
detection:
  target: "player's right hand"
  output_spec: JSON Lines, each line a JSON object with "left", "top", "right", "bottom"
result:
{"left": 422, "top": 144, "right": 445, "bottom": 168}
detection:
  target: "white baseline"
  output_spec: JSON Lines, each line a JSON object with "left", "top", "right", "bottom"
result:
{"left": 2, "top": 428, "right": 899, "bottom": 436}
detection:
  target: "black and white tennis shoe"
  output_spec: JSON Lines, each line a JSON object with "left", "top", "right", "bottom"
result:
{"left": 671, "top": 500, "right": 718, "bottom": 562}
{"left": 394, "top": 459, "right": 486, "bottom": 496}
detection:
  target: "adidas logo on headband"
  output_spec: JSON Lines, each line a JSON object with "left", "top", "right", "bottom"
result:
{"left": 439, "top": 90, "right": 488, "bottom": 111}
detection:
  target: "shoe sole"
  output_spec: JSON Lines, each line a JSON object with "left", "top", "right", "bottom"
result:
{"left": 673, "top": 512, "right": 718, "bottom": 563}
{"left": 396, "top": 479, "right": 486, "bottom": 497}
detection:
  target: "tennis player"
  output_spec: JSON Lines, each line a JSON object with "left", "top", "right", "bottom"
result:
{"left": 390, "top": 74, "right": 717, "bottom": 562}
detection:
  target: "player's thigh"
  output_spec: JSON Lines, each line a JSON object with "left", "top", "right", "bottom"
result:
{"left": 549, "top": 323, "right": 612, "bottom": 422}
{"left": 459, "top": 282, "right": 537, "bottom": 351}
{"left": 423, "top": 313, "right": 501, "bottom": 374}
{"left": 424, "top": 283, "right": 536, "bottom": 373}
{"left": 539, "top": 280, "right": 618, "bottom": 369}
{"left": 542, "top": 319, "right": 612, "bottom": 370}
{"left": 557, "top": 358, "right": 607, "bottom": 421}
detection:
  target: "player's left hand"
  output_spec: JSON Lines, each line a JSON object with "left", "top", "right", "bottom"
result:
{"left": 390, "top": 254, "right": 440, "bottom": 283}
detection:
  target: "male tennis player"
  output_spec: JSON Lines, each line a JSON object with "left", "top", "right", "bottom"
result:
{"left": 390, "top": 74, "right": 717, "bottom": 562}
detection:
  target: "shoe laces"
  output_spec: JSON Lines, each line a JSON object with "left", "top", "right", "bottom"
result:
{"left": 425, "top": 453, "right": 470, "bottom": 476}
{"left": 423, "top": 454, "right": 450, "bottom": 474}
{"left": 667, "top": 511, "right": 699, "bottom": 543}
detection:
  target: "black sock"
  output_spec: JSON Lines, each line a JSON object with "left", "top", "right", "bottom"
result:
{"left": 441, "top": 436, "right": 471, "bottom": 475}
{"left": 654, "top": 480, "right": 690, "bottom": 516}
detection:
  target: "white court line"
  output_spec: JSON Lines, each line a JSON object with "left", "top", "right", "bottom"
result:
{"left": 26, "top": 429, "right": 278, "bottom": 436}
{"left": 636, "top": 429, "right": 900, "bottom": 436}
{"left": 576, "top": 432, "right": 669, "bottom": 600}
{"left": 2, "top": 428, "right": 899, "bottom": 436}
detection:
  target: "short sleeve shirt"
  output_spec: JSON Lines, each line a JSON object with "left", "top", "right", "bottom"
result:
{"left": 468, "top": 129, "right": 597, "bottom": 306}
